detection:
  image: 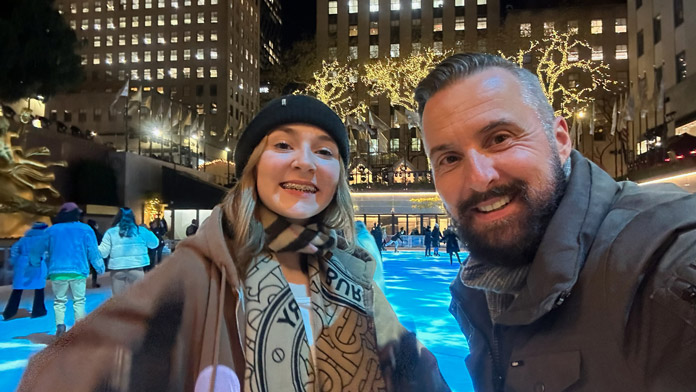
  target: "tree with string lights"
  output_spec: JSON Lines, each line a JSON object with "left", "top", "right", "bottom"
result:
{"left": 296, "top": 60, "right": 367, "bottom": 121}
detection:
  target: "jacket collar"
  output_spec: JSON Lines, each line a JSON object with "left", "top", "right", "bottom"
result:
{"left": 480, "top": 150, "right": 620, "bottom": 325}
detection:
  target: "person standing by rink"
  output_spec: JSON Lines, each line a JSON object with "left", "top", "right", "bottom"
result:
{"left": 2, "top": 222, "right": 49, "bottom": 320}
{"left": 431, "top": 224, "right": 442, "bottom": 256}
{"left": 370, "top": 222, "right": 383, "bottom": 256}
{"left": 20, "top": 95, "right": 449, "bottom": 392}
{"left": 424, "top": 225, "right": 432, "bottom": 256}
{"left": 86, "top": 219, "right": 103, "bottom": 288}
{"left": 355, "top": 221, "right": 386, "bottom": 293}
{"left": 99, "top": 207, "right": 159, "bottom": 295}
{"left": 443, "top": 226, "right": 461, "bottom": 265}
{"left": 44, "top": 203, "right": 105, "bottom": 337}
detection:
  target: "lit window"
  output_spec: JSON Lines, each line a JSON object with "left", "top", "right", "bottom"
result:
{"left": 520, "top": 23, "right": 531, "bottom": 37}
{"left": 184, "top": 13, "right": 191, "bottom": 24}
{"left": 328, "top": 1, "right": 337, "bottom": 15}
{"left": 434, "top": 18, "right": 443, "bottom": 32}
{"left": 81, "top": 19, "right": 88, "bottom": 30}
{"left": 455, "top": 0, "right": 464, "bottom": 5}
{"left": 157, "top": 68, "right": 165, "bottom": 79}
{"left": 210, "top": 30, "right": 218, "bottom": 41}
{"left": 119, "top": 34, "right": 126, "bottom": 45}
{"left": 145, "top": 15, "right": 152, "bottom": 26}
{"left": 197, "top": 67, "right": 204, "bottom": 78}
{"left": 197, "top": 30, "right": 204, "bottom": 42}
{"left": 119, "top": 0, "right": 127, "bottom": 10}
{"left": 144, "top": 69, "right": 152, "bottom": 80}
{"left": 477, "top": 17, "right": 487, "bottom": 30}
{"left": 591, "top": 19, "right": 602, "bottom": 34}
{"left": 370, "top": 44, "right": 378, "bottom": 59}
{"left": 434, "top": 41, "right": 443, "bottom": 55}
{"left": 94, "top": 18, "right": 102, "bottom": 30}
{"left": 591, "top": 45, "right": 603, "bottom": 60}
{"left": 349, "top": 46, "right": 358, "bottom": 60}
{"left": 211, "top": 11, "right": 217, "bottom": 23}
{"left": 411, "top": 0, "right": 421, "bottom": 9}
{"left": 183, "top": 67, "right": 191, "bottom": 78}
{"left": 568, "top": 48, "right": 579, "bottom": 62}
{"left": 94, "top": 36, "right": 101, "bottom": 47}
{"left": 477, "top": 0, "right": 486, "bottom": 4}
{"left": 544, "top": 21, "right": 554, "bottom": 36}
{"left": 370, "top": 0, "right": 378, "bottom": 12}
{"left": 119, "top": 16, "right": 126, "bottom": 28}
{"left": 197, "top": 0, "right": 204, "bottom": 4}
{"left": 184, "top": 31, "right": 191, "bottom": 42}
{"left": 390, "top": 138, "right": 399, "bottom": 151}
{"left": 170, "top": 50, "right": 178, "bottom": 61}
{"left": 70, "top": 3, "right": 77, "bottom": 13}
{"left": 196, "top": 48, "right": 204, "bottom": 60}
{"left": 390, "top": 43, "right": 399, "bottom": 58}
{"left": 157, "top": 50, "right": 164, "bottom": 61}
{"left": 93, "top": 54, "right": 101, "bottom": 64}
{"left": 158, "top": 15, "right": 165, "bottom": 26}
{"left": 197, "top": 12, "right": 205, "bottom": 23}
{"left": 119, "top": 52, "right": 126, "bottom": 63}
{"left": 210, "top": 48, "right": 218, "bottom": 59}
{"left": 107, "top": 17, "right": 115, "bottom": 29}
{"left": 105, "top": 53, "right": 112, "bottom": 64}
{"left": 81, "top": 55, "right": 87, "bottom": 65}
{"left": 171, "top": 32, "right": 178, "bottom": 43}
{"left": 615, "top": 18, "right": 627, "bottom": 33}
{"left": 144, "top": 51, "right": 151, "bottom": 62}
{"left": 210, "top": 67, "right": 217, "bottom": 78}
{"left": 95, "top": 1, "right": 102, "bottom": 11}
{"left": 348, "top": 0, "right": 357, "bottom": 13}
{"left": 171, "top": 0, "right": 178, "bottom": 7}
{"left": 131, "top": 33, "right": 138, "bottom": 45}
{"left": 171, "top": 14, "right": 178, "bottom": 25}
{"left": 144, "top": 33, "right": 152, "bottom": 44}
{"left": 455, "top": 16, "right": 465, "bottom": 31}
{"left": 349, "top": 25, "right": 358, "bottom": 36}
{"left": 390, "top": 0, "right": 400, "bottom": 11}
{"left": 69, "top": 20, "right": 76, "bottom": 30}
{"left": 106, "top": 35, "right": 113, "bottom": 46}
{"left": 211, "top": 0, "right": 217, "bottom": 4}
{"left": 433, "top": 0, "right": 443, "bottom": 7}
{"left": 615, "top": 44, "right": 628, "bottom": 60}
{"left": 184, "top": 0, "right": 190, "bottom": 5}
{"left": 184, "top": 49, "right": 191, "bottom": 60}
{"left": 328, "top": 47, "right": 337, "bottom": 60}
{"left": 107, "top": 0, "right": 115, "bottom": 10}
{"left": 132, "top": 0, "right": 139, "bottom": 9}
{"left": 676, "top": 51, "right": 687, "bottom": 83}
{"left": 158, "top": 0, "right": 165, "bottom": 7}
{"left": 158, "top": 33, "right": 165, "bottom": 44}
{"left": 145, "top": 0, "right": 152, "bottom": 9}
{"left": 169, "top": 68, "right": 177, "bottom": 79}
{"left": 567, "top": 20, "right": 578, "bottom": 34}
{"left": 83, "top": 2, "right": 89, "bottom": 12}
{"left": 370, "top": 21, "right": 378, "bottom": 35}
{"left": 132, "top": 52, "right": 140, "bottom": 63}
{"left": 412, "top": 42, "right": 421, "bottom": 53}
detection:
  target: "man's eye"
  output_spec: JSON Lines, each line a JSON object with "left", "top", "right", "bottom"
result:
{"left": 439, "top": 155, "right": 459, "bottom": 166}
{"left": 492, "top": 134, "right": 510, "bottom": 145}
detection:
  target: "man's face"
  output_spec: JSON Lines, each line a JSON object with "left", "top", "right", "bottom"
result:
{"left": 421, "top": 68, "right": 571, "bottom": 267}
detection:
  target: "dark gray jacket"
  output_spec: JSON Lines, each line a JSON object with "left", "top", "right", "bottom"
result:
{"left": 450, "top": 151, "right": 696, "bottom": 392}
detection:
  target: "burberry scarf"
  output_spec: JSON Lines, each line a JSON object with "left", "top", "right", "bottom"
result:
{"left": 242, "top": 206, "right": 388, "bottom": 392}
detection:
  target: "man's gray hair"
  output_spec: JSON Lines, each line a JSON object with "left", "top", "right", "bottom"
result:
{"left": 415, "top": 53, "right": 556, "bottom": 139}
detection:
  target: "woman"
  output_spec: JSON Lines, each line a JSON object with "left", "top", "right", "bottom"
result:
{"left": 98, "top": 207, "right": 159, "bottom": 295}
{"left": 20, "top": 95, "right": 449, "bottom": 392}
{"left": 431, "top": 224, "right": 442, "bottom": 256}
{"left": 443, "top": 226, "right": 462, "bottom": 265}
{"left": 2, "top": 222, "right": 48, "bottom": 320}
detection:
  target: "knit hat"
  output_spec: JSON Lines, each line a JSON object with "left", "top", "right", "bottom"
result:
{"left": 59, "top": 202, "right": 81, "bottom": 213}
{"left": 234, "top": 95, "right": 349, "bottom": 177}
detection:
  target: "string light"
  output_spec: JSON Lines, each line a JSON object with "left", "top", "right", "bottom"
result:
{"left": 298, "top": 60, "right": 368, "bottom": 121}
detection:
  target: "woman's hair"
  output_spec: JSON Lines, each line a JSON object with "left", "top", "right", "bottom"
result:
{"left": 223, "top": 135, "right": 355, "bottom": 280}
{"left": 112, "top": 207, "right": 139, "bottom": 238}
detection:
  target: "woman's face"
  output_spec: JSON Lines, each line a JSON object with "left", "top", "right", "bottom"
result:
{"left": 256, "top": 124, "right": 341, "bottom": 224}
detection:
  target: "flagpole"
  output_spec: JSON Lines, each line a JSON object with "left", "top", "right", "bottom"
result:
{"left": 124, "top": 98, "right": 129, "bottom": 153}
{"left": 138, "top": 106, "right": 142, "bottom": 155}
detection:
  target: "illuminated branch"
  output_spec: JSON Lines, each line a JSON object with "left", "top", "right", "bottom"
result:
{"left": 297, "top": 60, "right": 367, "bottom": 121}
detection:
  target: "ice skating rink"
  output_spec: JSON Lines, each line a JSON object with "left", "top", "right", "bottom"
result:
{"left": 0, "top": 250, "right": 473, "bottom": 391}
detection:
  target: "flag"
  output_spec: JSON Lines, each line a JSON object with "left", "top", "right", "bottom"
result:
{"left": 569, "top": 118, "right": 577, "bottom": 145}
{"left": 183, "top": 110, "right": 192, "bottom": 126}
{"left": 624, "top": 94, "right": 635, "bottom": 122}
{"left": 394, "top": 110, "right": 410, "bottom": 126}
{"left": 577, "top": 117, "right": 583, "bottom": 137}
{"left": 378, "top": 131, "right": 389, "bottom": 153}
{"left": 368, "top": 110, "right": 390, "bottom": 132}
{"left": 110, "top": 79, "right": 129, "bottom": 111}
{"left": 588, "top": 101, "right": 595, "bottom": 135}
{"left": 165, "top": 103, "right": 172, "bottom": 124}
{"left": 610, "top": 99, "right": 618, "bottom": 136}
{"left": 157, "top": 99, "right": 166, "bottom": 120}
{"left": 656, "top": 79, "right": 665, "bottom": 112}
{"left": 129, "top": 86, "right": 142, "bottom": 102}
{"left": 142, "top": 95, "right": 152, "bottom": 111}
{"left": 637, "top": 74, "right": 648, "bottom": 110}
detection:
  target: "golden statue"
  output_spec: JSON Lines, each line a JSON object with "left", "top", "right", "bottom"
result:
{"left": 0, "top": 110, "right": 66, "bottom": 237}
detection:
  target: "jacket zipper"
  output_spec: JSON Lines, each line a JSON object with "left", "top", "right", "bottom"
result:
{"left": 491, "top": 324, "right": 504, "bottom": 392}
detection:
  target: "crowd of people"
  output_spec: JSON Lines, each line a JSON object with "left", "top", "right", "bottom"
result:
{"left": 7, "top": 52, "right": 696, "bottom": 391}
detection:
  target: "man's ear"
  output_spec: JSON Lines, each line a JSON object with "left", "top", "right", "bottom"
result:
{"left": 553, "top": 116, "right": 572, "bottom": 162}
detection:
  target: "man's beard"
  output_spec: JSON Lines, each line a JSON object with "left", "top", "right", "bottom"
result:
{"left": 452, "top": 157, "right": 567, "bottom": 268}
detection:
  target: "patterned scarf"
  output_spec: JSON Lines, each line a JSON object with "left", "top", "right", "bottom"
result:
{"left": 242, "top": 206, "right": 388, "bottom": 392}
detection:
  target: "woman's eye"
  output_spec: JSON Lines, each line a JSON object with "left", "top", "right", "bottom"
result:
{"left": 274, "top": 142, "right": 291, "bottom": 150}
{"left": 317, "top": 148, "right": 334, "bottom": 156}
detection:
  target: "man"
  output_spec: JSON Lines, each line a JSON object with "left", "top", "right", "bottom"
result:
{"left": 185, "top": 218, "right": 198, "bottom": 236}
{"left": 415, "top": 53, "right": 696, "bottom": 391}
{"left": 45, "top": 203, "right": 105, "bottom": 336}
{"left": 370, "top": 222, "right": 383, "bottom": 255}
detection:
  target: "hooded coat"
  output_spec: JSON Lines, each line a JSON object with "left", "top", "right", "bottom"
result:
{"left": 450, "top": 151, "right": 696, "bottom": 391}
{"left": 9, "top": 223, "right": 49, "bottom": 290}
{"left": 19, "top": 207, "right": 449, "bottom": 392}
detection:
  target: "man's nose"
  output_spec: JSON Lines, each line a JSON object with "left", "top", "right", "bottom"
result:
{"left": 466, "top": 150, "right": 498, "bottom": 193}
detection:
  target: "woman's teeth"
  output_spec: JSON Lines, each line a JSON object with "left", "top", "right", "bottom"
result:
{"left": 281, "top": 182, "right": 318, "bottom": 193}
{"left": 476, "top": 196, "right": 511, "bottom": 212}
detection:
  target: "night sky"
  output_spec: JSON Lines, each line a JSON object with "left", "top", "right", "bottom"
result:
{"left": 280, "top": 0, "right": 316, "bottom": 49}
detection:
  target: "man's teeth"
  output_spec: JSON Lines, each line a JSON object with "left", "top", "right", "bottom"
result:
{"left": 476, "top": 196, "right": 511, "bottom": 212}
{"left": 281, "top": 183, "right": 318, "bottom": 193}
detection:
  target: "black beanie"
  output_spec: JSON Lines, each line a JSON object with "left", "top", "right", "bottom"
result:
{"left": 234, "top": 95, "right": 350, "bottom": 177}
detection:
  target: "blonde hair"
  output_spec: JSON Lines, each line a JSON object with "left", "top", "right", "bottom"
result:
{"left": 223, "top": 135, "right": 355, "bottom": 280}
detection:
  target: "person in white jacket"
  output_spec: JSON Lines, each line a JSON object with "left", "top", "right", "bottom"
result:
{"left": 99, "top": 207, "right": 159, "bottom": 295}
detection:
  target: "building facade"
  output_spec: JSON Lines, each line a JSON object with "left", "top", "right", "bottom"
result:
{"left": 48, "top": 0, "right": 260, "bottom": 163}
{"left": 627, "top": 0, "right": 695, "bottom": 169}
{"left": 260, "top": 0, "right": 282, "bottom": 69}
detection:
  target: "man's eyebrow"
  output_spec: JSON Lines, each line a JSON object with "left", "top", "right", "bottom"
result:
{"left": 428, "top": 143, "right": 458, "bottom": 156}
{"left": 427, "top": 120, "right": 516, "bottom": 156}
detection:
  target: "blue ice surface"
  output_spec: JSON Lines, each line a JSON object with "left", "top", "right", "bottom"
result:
{"left": 0, "top": 250, "right": 473, "bottom": 391}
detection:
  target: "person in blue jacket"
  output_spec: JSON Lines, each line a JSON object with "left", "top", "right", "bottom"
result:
{"left": 2, "top": 222, "right": 49, "bottom": 320}
{"left": 44, "top": 203, "right": 105, "bottom": 336}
